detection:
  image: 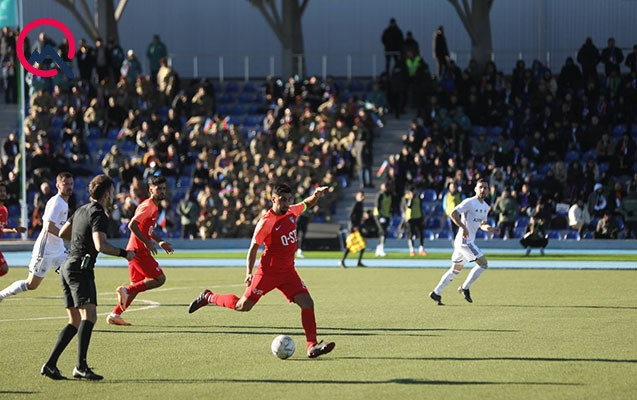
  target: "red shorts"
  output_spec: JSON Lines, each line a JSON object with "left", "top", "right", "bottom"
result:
{"left": 128, "top": 250, "right": 163, "bottom": 282}
{"left": 0, "top": 250, "right": 6, "bottom": 267}
{"left": 243, "top": 269, "right": 309, "bottom": 304}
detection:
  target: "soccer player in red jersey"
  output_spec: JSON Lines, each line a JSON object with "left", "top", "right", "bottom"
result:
{"left": 106, "top": 176, "right": 174, "bottom": 325}
{"left": 0, "top": 184, "right": 27, "bottom": 277}
{"left": 188, "top": 183, "right": 336, "bottom": 359}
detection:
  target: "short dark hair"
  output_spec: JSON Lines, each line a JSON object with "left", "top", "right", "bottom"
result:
{"left": 274, "top": 183, "right": 292, "bottom": 197}
{"left": 148, "top": 175, "right": 166, "bottom": 187}
{"left": 56, "top": 172, "right": 73, "bottom": 182}
{"left": 476, "top": 178, "right": 488, "bottom": 186}
{"left": 89, "top": 174, "right": 113, "bottom": 201}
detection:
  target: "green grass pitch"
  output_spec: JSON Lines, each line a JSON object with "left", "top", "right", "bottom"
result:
{"left": 1, "top": 266, "right": 635, "bottom": 399}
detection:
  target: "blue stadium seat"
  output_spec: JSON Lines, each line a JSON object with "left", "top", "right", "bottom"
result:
{"left": 7, "top": 204, "right": 20, "bottom": 217}
{"left": 165, "top": 176, "right": 177, "bottom": 189}
{"left": 431, "top": 203, "right": 445, "bottom": 217}
{"left": 120, "top": 140, "right": 136, "bottom": 154}
{"left": 488, "top": 126, "right": 503, "bottom": 137}
{"left": 547, "top": 230, "right": 562, "bottom": 240}
{"left": 582, "top": 231, "right": 594, "bottom": 239}
{"left": 425, "top": 217, "right": 441, "bottom": 230}
{"left": 436, "top": 230, "right": 453, "bottom": 240}
{"left": 242, "top": 82, "right": 257, "bottom": 93}
{"left": 231, "top": 104, "right": 246, "bottom": 116}
{"left": 216, "top": 104, "right": 230, "bottom": 116}
{"left": 422, "top": 230, "right": 435, "bottom": 241}
{"left": 512, "top": 229, "right": 525, "bottom": 239}
{"left": 348, "top": 81, "right": 363, "bottom": 92}
{"left": 247, "top": 104, "right": 262, "bottom": 115}
{"left": 177, "top": 177, "right": 191, "bottom": 188}
{"left": 487, "top": 217, "right": 497, "bottom": 227}
{"left": 218, "top": 93, "right": 234, "bottom": 104}
{"left": 225, "top": 82, "right": 240, "bottom": 93}
{"left": 565, "top": 231, "right": 581, "bottom": 240}
{"left": 612, "top": 124, "right": 627, "bottom": 138}
{"left": 422, "top": 189, "right": 437, "bottom": 202}
{"left": 514, "top": 216, "right": 530, "bottom": 230}
{"left": 88, "top": 127, "right": 102, "bottom": 140}
{"left": 421, "top": 202, "right": 431, "bottom": 216}
{"left": 107, "top": 128, "right": 120, "bottom": 141}
{"left": 475, "top": 230, "right": 488, "bottom": 240}
{"left": 237, "top": 93, "right": 256, "bottom": 104}
{"left": 565, "top": 150, "right": 580, "bottom": 163}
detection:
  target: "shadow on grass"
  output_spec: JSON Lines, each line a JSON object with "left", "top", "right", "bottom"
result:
{"left": 101, "top": 377, "right": 579, "bottom": 386}
{"left": 482, "top": 304, "right": 637, "bottom": 311}
{"left": 95, "top": 328, "right": 439, "bottom": 337}
{"left": 0, "top": 391, "right": 38, "bottom": 395}
{"left": 338, "top": 356, "right": 637, "bottom": 364}
{"left": 142, "top": 324, "right": 518, "bottom": 333}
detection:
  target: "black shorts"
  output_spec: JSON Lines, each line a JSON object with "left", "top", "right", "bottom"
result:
{"left": 60, "top": 266, "right": 97, "bottom": 308}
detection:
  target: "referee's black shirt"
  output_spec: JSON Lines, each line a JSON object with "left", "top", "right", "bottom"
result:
{"left": 63, "top": 201, "right": 109, "bottom": 272}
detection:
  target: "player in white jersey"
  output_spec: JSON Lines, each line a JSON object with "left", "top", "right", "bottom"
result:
{"left": 429, "top": 179, "right": 499, "bottom": 305}
{"left": 0, "top": 173, "right": 74, "bottom": 303}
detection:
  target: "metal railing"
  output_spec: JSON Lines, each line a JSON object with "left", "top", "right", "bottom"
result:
{"left": 166, "top": 47, "right": 633, "bottom": 81}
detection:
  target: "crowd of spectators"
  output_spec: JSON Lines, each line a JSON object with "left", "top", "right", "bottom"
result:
{"left": 375, "top": 19, "right": 637, "bottom": 240}
{"left": 0, "top": 26, "right": 385, "bottom": 240}
{"left": 1, "top": 22, "right": 637, "bottom": 242}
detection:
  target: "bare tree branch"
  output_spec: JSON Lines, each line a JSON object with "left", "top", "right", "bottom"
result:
{"left": 265, "top": 0, "right": 282, "bottom": 27}
{"left": 248, "top": 0, "right": 283, "bottom": 42}
{"left": 53, "top": 0, "right": 99, "bottom": 39}
{"left": 299, "top": 0, "right": 309, "bottom": 15}
{"left": 78, "top": 0, "right": 95, "bottom": 30}
{"left": 114, "top": 0, "right": 129, "bottom": 22}
{"left": 461, "top": 0, "right": 471, "bottom": 17}
{"left": 447, "top": 0, "right": 475, "bottom": 41}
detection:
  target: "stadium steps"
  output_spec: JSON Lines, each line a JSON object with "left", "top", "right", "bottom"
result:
{"left": 331, "top": 111, "right": 416, "bottom": 229}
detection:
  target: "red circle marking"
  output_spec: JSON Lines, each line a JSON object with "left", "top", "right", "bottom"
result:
{"left": 17, "top": 18, "right": 76, "bottom": 78}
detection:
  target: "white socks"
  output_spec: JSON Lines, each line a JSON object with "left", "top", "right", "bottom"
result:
{"left": 0, "top": 280, "right": 28, "bottom": 300}
{"left": 433, "top": 268, "right": 459, "bottom": 295}
{"left": 462, "top": 265, "right": 486, "bottom": 290}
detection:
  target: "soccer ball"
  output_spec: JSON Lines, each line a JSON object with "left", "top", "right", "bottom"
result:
{"left": 271, "top": 335, "right": 295, "bottom": 359}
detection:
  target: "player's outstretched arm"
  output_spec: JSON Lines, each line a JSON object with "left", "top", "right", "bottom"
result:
{"left": 303, "top": 186, "right": 330, "bottom": 209}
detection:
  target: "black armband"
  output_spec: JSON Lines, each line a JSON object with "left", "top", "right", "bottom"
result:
{"left": 118, "top": 248, "right": 127, "bottom": 258}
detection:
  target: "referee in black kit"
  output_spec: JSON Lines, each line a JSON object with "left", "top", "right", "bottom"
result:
{"left": 41, "top": 175, "right": 135, "bottom": 381}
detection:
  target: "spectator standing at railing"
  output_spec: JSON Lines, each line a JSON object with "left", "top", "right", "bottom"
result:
{"left": 625, "top": 44, "right": 637, "bottom": 74}
{"left": 600, "top": 37, "right": 624, "bottom": 77}
{"left": 577, "top": 37, "right": 600, "bottom": 83}
{"left": 432, "top": 25, "right": 449, "bottom": 78}
{"left": 1, "top": 45, "right": 17, "bottom": 104}
{"left": 120, "top": 49, "right": 142, "bottom": 84}
{"left": 107, "top": 37, "right": 124, "bottom": 80}
{"left": 402, "top": 186, "right": 427, "bottom": 256}
{"left": 381, "top": 18, "right": 404, "bottom": 74}
{"left": 147, "top": 34, "right": 167, "bottom": 85}
{"left": 94, "top": 38, "right": 110, "bottom": 83}
{"left": 75, "top": 39, "right": 95, "bottom": 83}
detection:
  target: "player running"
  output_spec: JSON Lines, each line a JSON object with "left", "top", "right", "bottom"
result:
{"left": 429, "top": 179, "right": 499, "bottom": 305}
{"left": 188, "top": 183, "right": 336, "bottom": 359}
{"left": 106, "top": 175, "right": 173, "bottom": 326}
{"left": 0, "top": 173, "right": 73, "bottom": 302}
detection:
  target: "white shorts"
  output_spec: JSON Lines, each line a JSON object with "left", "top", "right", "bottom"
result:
{"left": 29, "top": 251, "right": 68, "bottom": 278}
{"left": 451, "top": 241, "right": 484, "bottom": 265}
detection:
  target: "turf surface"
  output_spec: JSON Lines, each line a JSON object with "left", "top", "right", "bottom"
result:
{"left": 1, "top": 267, "right": 635, "bottom": 399}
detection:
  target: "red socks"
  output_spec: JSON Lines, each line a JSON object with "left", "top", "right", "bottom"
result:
{"left": 111, "top": 281, "right": 147, "bottom": 315}
{"left": 209, "top": 293, "right": 239, "bottom": 310}
{"left": 126, "top": 280, "right": 148, "bottom": 296}
{"left": 301, "top": 309, "right": 317, "bottom": 349}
